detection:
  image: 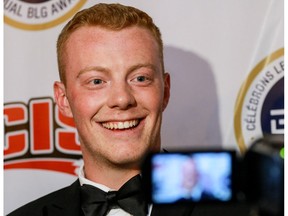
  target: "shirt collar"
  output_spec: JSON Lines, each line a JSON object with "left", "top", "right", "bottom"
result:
{"left": 78, "top": 164, "right": 114, "bottom": 192}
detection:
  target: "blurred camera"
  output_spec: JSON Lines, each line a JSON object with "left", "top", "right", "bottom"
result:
{"left": 142, "top": 135, "right": 284, "bottom": 216}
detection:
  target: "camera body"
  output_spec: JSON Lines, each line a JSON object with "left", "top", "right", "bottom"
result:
{"left": 241, "top": 135, "right": 284, "bottom": 216}
{"left": 142, "top": 135, "right": 284, "bottom": 216}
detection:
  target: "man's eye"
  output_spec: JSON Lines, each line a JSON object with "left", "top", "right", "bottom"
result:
{"left": 136, "top": 76, "right": 148, "bottom": 82}
{"left": 91, "top": 79, "right": 103, "bottom": 85}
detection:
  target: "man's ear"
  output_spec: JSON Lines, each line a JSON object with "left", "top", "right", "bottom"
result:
{"left": 162, "top": 73, "right": 170, "bottom": 111}
{"left": 54, "top": 81, "right": 73, "bottom": 117}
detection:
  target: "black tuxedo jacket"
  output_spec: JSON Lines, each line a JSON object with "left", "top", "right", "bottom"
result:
{"left": 7, "top": 180, "right": 195, "bottom": 216}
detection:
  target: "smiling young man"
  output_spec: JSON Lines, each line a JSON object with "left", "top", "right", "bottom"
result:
{"left": 7, "top": 3, "right": 196, "bottom": 216}
{"left": 54, "top": 24, "right": 169, "bottom": 189}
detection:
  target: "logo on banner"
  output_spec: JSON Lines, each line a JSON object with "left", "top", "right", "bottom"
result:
{"left": 4, "top": 0, "right": 87, "bottom": 30}
{"left": 4, "top": 97, "right": 82, "bottom": 175}
{"left": 234, "top": 48, "right": 284, "bottom": 154}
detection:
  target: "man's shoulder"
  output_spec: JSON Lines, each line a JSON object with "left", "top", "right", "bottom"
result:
{"left": 7, "top": 180, "right": 80, "bottom": 216}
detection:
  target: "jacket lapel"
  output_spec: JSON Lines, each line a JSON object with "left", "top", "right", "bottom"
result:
{"left": 44, "top": 180, "right": 82, "bottom": 216}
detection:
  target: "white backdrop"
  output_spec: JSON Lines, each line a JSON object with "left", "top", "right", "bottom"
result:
{"left": 4, "top": 0, "right": 284, "bottom": 214}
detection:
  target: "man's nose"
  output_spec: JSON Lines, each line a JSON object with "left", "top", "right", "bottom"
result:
{"left": 107, "top": 82, "right": 136, "bottom": 110}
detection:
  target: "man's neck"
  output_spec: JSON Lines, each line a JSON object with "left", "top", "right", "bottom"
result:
{"left": 83, "top": 159, "right": 140, "bottom": 190}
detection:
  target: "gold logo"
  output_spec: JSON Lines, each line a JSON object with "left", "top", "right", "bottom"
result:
{"left": 4, "top": 0, "right": 87, "bottom": 30}
{"left": 234, "top": 48, "right": 284, "bottom": 154}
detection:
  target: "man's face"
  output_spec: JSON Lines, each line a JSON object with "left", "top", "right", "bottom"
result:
{"left": 181, "top": 159, "right": 198, "bottom": 190}
{"left": 54, "top": 26, "right": 170, "bottom": 168}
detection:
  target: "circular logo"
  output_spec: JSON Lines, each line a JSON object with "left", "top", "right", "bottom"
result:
{"left": 4, "top": 0, "right": 87, "bottom": 30}
{"left": 234, "top": 48, "right": 284, "bottom": 153}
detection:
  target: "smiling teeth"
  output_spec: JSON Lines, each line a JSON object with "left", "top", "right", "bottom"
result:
{"left": 102, "top": 120, "right": 139, "bottom": 130}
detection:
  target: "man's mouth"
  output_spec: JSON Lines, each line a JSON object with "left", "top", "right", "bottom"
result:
{"left": 102, "top": 119, "right": 140, "bottom": 130}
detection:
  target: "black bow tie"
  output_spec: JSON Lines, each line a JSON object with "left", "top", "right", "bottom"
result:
{"left": 80, "top": 174, "right": 148, "bottom": 216}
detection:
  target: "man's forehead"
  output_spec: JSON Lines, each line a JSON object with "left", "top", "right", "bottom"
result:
{"left": 66, "top": 25, "right": 157, "bottom": 46}
{"left": 64, "top": 26, "right": 160, "bottom": 64}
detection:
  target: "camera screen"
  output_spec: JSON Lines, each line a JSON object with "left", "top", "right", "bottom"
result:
{"left": 147, "top": 151, "right": 235, "bottom": 204}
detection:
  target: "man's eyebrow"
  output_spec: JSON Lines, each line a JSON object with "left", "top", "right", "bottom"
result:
{"left": 77, "top": 63, "right": 157, "bottom": 77}
{"left": 77, "top": 66, "right": 110, "bottom": 77}
{"left": 128, "top": 63, "right": 157, "bottom": 73}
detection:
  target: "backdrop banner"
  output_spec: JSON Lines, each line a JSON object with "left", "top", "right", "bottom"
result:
{"left": 4, "top": 0, "right": 284, "bottom": 214}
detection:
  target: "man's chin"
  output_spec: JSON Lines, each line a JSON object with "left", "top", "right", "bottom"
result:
{"left": 107, "top": 151, "right": 145, "bottom": 169}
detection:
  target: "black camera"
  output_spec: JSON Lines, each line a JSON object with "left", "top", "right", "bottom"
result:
{"left": 142, "top": 135, "right": 284, "bottom": 216}
{"left": 240, "top": 135, "right": 284, "bottom": 216}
